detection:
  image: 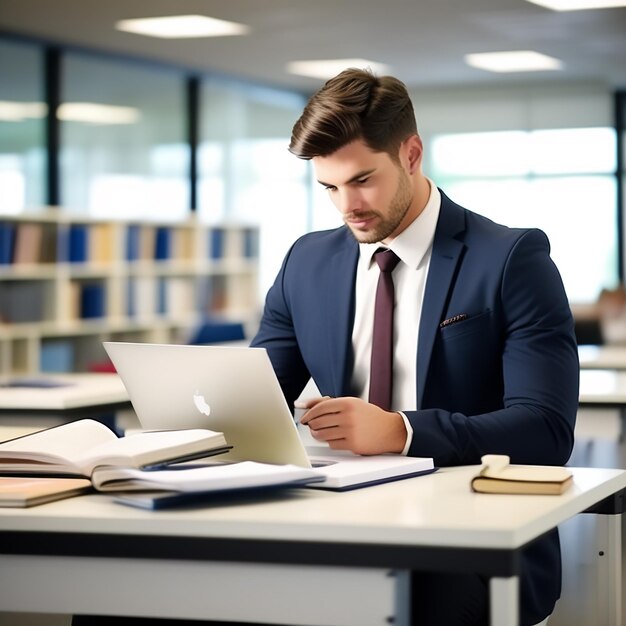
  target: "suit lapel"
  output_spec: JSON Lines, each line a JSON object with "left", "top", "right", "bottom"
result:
{"left": 325, "top": 230, "right": 359, "bottom": 396}
{"left": 417, "top": 193, "right": 466, "bottom": 408}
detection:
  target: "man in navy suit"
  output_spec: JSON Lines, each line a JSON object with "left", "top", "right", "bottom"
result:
{"left": 251, "top": 68, "right": 579, "bottom": 625}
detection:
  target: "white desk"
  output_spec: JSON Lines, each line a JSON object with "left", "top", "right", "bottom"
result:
{"left": 0, "top": 373, "right": 131, "bottom": 433}
{"left": 579, "top": 345, "right": 626, "bottom": 370}
{"left": 579, "top": 368, "right": 626, "bottom": 441}
{"left": 0, "top": 465, "right": 623, "bottom": 626}
{"left": 0, "top": 373, "right": 129, "bottom": 411}
{"left": 580, "top": 369, "right": 626, "bottom": 406}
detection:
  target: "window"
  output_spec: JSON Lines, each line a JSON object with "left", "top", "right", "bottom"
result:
{"left": 427, "top": 128, "right": 618, "bottom": 303}
{"left": 60, "top": 53, "right": 188, "bottom": 220}
{"left": 0, "top": 38, "right": 46, "bottom": 214}
{"left": 198, "top": 78, "right": 308, "bottom": 297}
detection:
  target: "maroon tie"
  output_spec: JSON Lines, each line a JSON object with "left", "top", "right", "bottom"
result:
{"left": 368, "top": 248, "right": 401, "bottom": 411}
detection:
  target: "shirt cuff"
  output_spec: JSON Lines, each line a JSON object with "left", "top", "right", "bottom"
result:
{"left": 397, "top": 411, "right": 413, "bottom": 456}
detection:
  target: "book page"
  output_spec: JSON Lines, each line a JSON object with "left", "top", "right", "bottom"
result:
{"left": 92, "top": 461, "right": 320, "bottom": 492}
{"left": 74, "top": 428, "right": 227, "bottom": 473}
{"left": 0, "top": 420, "right": 117, "bottom": 464}
{"left": 484, "top": 465, "right": 572, "bottom": 482}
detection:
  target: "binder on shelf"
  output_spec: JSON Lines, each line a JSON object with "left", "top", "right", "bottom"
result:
{"left": 68, "top": 224, "right": 89, "bottom": 263}
{"left": 67, "top": 282, "right": 81, "bottom": 321}
{"left": 243, "top": 228, "right": 259, "bottom": 259}
{"left": 156, "top": 277, "right": 167, "bottom": 315}
{"left": 125, "top": 225, "right": 141, "bottom": 262}
{"left": 139, "top": 227, "right": 156, "bottom": 261}
{"left": 209, "top": 228, "right": 225, "bottom": 260}
{"left": 154, "top": 227, "right": 171, "bottom": 261}
{"left": 126, "top": 277, "right": 136, "bottom": 318}
{"left": 13, "top": 223, "right": 43, "bottom": 265}
{"left": 200, "top": 275, "right": 227, "bottom": 313}
{"left": 172, "top": 228, "right": 194, "bottom": 261}
{"left": 80, "top": 283, "right": 106, "bottom": 319}
{"left": 0, "top": 222, "right": 16, "bottom": 265}
{"left": 40, "top": 226, "right": 58, "bottom": 263}
{"left": 0, "top": 281, "right": 46, "bottom": 323}
{"left": 40, "top": 340, "right": 74, "bottom": 372}
{"left": 90, "top": 224, "right": 114, "bottom": 264}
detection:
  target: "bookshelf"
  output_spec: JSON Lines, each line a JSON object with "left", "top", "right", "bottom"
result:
{"left": 0, "top": 211, "right": 260, "bottom": 375}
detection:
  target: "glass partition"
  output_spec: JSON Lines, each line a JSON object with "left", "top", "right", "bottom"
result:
{"left": 0, "top": 38, "right": 46, "bottom": 214}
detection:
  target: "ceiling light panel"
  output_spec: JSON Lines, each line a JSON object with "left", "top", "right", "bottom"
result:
{"left": 0, "top": 101, "right": 47, "bottom": 122}
{"left": 464, "top": 51, "right": 563, "bottom": 73}
{"left": 287, "top": 59, "right": 391, "bottom": 80}
{"left": 115, "top": 15, "right": 250, "bottom": 39}
{"left": 57, "top": 103, "right": 141, "bottom": 125}
{"left": 526, "top": 0, "right": 626, "bottom": 10}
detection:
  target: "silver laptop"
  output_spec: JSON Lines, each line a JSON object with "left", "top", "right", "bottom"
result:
{"left": 103, "top": 341, "right": 435, "bottom": 488}
{"left": 103, "top": 342, "right": 313, "bottom": 467}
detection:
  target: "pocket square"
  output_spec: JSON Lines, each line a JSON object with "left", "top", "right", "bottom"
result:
{"left": 440, "top": 314, "right": 468, "bottom": 329}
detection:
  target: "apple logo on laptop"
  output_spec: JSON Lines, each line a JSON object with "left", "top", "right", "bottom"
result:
{"left": 193, "top": 390, "right": 211, "bottom": 416}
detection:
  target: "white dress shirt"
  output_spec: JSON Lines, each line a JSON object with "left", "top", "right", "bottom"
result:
{"left": 351, "top": 180, "right": 441, "bottom": 454}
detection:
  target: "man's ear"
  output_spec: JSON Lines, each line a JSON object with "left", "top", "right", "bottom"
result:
{"left": 402, "top": 135, "right": 423, "bottom": 174}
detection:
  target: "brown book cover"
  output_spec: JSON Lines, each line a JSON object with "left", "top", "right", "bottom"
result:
{"left": 0, "top": 476, "right": 91, "bottom": 507}
{"left": 13, "top": 222, "right": 43, "bottom": 264}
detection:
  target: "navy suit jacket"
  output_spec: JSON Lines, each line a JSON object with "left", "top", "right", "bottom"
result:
{"left": 252, "top": 191, "right": 579, "bottom": 624}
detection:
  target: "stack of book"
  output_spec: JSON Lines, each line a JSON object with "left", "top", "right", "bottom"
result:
{"left": 0, "top": 420, "right": 323, "bottom": 509}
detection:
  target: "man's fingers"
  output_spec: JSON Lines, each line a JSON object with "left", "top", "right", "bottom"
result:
{"left": 298, "top": 397, "right": 338, "bottom": 424}
{"left": 294, "top": 395, "right": 331, "bottom": 410}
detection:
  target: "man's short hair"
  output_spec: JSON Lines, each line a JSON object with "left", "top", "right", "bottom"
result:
{"left": 289, "top": 68, "right": 417, "bottom": 160}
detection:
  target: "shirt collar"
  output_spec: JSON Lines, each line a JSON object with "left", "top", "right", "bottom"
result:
{"left": 359, "top": 178, "right": 441, "bottom": 270}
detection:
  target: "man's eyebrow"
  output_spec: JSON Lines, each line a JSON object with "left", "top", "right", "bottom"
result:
{"left": 317, "top": 168, "right": 376, "bottom": 188}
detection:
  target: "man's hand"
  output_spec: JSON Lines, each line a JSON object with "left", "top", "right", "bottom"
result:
{"left": 296, "top": 396, "right": 407, "bottom": 455}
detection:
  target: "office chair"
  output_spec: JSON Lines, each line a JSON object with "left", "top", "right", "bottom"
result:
{"left": 187, "top": 318, "right": 246, "bottom": 345}
{"left": 573, "top": 318, "right": 604, "bottom": 345}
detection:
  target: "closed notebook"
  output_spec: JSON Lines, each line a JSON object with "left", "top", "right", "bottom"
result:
{"left": 0, "top": 476, "right": 91, "bottom": 507}
{"left": 96, "top": 461, "right": 325, "bottom": 509}
{"left": 471, "top": 454, "right": 573, "bottom": 495}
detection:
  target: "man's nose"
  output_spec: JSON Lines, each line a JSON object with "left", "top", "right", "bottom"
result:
{"left": 337, "top": 188, "right": 362, "bottom": 214}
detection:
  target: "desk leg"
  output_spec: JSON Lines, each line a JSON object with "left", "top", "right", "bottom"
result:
{"left": 490, "top": 576, "right": 519, "bottom": 626}
{"left": 392, "top": 570, "right": 411, "bottom": 626}
{"left": 596, "top": 514, "right": 622, "bottom": 626}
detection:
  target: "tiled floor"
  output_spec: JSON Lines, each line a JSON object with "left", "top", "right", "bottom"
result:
{"left": 1, "top": 408, "right": 625, "bottom": 626}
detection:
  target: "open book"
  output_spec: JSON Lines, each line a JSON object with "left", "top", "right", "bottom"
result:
{"left": 0, "top": 419, "right": 230, "bottom": 478}
{"left": 471, "top": 455, "right": 573, "bottom": 495}
{"left": 93, "top": 462, "right": 324, "bottom": 509}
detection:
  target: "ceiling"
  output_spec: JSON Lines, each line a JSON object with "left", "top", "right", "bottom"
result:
{"left": 1, "top": 0, "right": 626, "bottom": 94}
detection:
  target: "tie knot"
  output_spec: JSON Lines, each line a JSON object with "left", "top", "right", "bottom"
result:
{"left": 374, "top": 248, "right": 401, "bottom": 273}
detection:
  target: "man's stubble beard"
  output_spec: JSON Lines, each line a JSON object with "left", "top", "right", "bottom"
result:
{"left": 346, "top": 168, "right": 414, "bottom": 244}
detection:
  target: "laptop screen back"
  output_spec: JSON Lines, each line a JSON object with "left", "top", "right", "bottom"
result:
{"left": 103, "top": 342, "right": 311, "bottom": 468}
